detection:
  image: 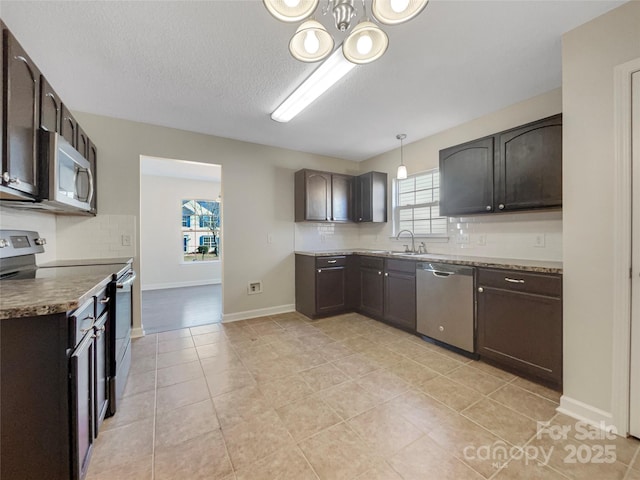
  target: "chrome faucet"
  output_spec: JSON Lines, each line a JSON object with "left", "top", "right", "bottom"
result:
{"left": 396, "top": 229, "right": 415, "bottom": 253}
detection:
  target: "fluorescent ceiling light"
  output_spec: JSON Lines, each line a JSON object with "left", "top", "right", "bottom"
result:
{"left": 271, "top": 48, "right": 356, "bottom": 123}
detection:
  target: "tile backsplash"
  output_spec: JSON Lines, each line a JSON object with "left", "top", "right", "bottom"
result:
{"left": 56, "top": 214, "right": 137, "bottom": 260}
{"left": 295, "top": 210, "right": 562, "bottom": 262}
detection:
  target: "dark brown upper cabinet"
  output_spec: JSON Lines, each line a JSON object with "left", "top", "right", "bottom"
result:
{"left": 77, "top": 125, "right": 89, "bottom": 158}
{"left": 1, "top": 27, "right": 41, "bottom": 198}
{"left": 355, "top": 171, "right": 387, "bottom": 223}
{"left": 439, "top": 114, "right": 562, "bottom": 216}
{"left": 60, "top": 103, "right": 78, "bottom": 149}
{"left": 496, "top": 115, "right": 562, "bottom": 211}
{"left": 439, "top": 137, "right": 494, "bottom": 216}
{"left": 295, "top": 169, "right": 354, "bottom": 222}
{"left": 39, "top": 76, "right": 61, "bottom": 133}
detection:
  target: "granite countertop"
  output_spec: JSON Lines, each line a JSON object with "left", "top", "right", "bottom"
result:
{"left": 0, "top": 260, "right": 132, "bottom": 320}
{"left": 295, "top": 249, "right": 563, "bottom": 274}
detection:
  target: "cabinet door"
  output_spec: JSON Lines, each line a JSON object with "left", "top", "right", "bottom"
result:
{"left": 94, "top": 313, "right": 109, "bottom": 435}
{"left": 70, "top": 331, "right": 95, "bottom": 480}
{"left": 39, "top": 76, "right": 61, "bottom": 133}
{"left": 60, "top": 103, "right": 77, "bottom": 149}
{"left": 77, "top": 125, "right": 89, "bottom": 158}
{"left": 2, "top": 29, "right": 40, "bottom": 196}
{"left": 477, "top": 287, "right": 562, "bottom": 386}
{"left": 439, "top": 136, "right": 494, "bottom": 216}
{"left": 316, "top": 267, "right": 346, "bottom": 314}
{"left": 384, "top": 271, "right": 416, "bottom": 331}
{"left": 359, "top": 267, "right": 384, "bottom": 318}
{"left": 305, "top": 170, "right": 331, "bottom": 221}
{"left": 88, "top": 141, "right": 97, "bottom": 214}
{"left": 331, "top": 174, "right": 353, "bottom": 222}
{"left": 496, "top": 114, "right": 562, "bottom": 211}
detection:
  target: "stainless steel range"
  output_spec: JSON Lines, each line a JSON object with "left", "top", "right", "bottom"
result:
{"left": 0, "top": 229, "right": 135, "bottom": 416}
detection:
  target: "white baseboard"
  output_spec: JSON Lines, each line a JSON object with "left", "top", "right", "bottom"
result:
{"left": 141, "top": 279, "right": 221, "bottom": 291}
{"left": 131, "top": 327, "right": 146, "bottom": 338}
{"left": 558, "top": 395, "right": 619, "bottom": 434}
{"left": 222, "top": 304, "right": 296, "bottom": 323}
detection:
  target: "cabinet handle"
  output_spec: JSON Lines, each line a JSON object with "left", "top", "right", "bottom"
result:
{"left": 478, "top": 287, "right": 484, "bottom": 293}
{"left": 498, "top": 204, "right": 505, "bottom": 210}
{"left": 327, "top": 260, "right": 337, "bottom": 264}
{"left": 80, "top": 316, "right": 96, "bottom": 334}
{"left": 504, "top": 277, "right": 525, "bottom": 284}
{"left": 485, "top": 205, "right": 491, "bottom": 211}
{"left": 99, "top": 297, "right": 110, "bottom": 304}
{"left": 384, "top": 272, "right": 389, "bottom": 277}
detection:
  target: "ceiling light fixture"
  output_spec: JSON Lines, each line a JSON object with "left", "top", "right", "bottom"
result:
{"left": 396, "top": 133, "right": 407, "bottom": 180}
{"left": 263, "top": 0, "right": 428, "bottom": 64}
{"left": 271, "top": 48, "right": 356, "bottom": 122}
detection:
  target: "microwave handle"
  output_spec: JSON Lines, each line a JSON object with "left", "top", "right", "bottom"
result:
{"left": 87, "top": 167, "right": 94, "bottom": 205}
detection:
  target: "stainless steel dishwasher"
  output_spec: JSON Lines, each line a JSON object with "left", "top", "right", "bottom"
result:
{"left": 416, "top": 262, "right": 475, "bottom": 353}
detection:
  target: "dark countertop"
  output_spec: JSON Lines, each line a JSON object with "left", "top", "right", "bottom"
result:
{"left": 295, "top": 249, "right": 562, "bottom": 274}
{"left": 0, "top": 259, "right": 132, "bottom": 320}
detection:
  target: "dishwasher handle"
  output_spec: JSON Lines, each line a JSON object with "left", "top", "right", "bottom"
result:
{"left": 430, "top": 269, "right": 455, "bottom": 278}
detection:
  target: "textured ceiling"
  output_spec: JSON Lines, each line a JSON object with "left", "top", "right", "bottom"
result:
{"left": 0, "top": 0, "right": 627, "bottom": 161}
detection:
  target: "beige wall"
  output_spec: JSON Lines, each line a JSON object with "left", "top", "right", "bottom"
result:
{"left": 358, "top": 88, "right": 563, "bottom": 261}
{"left": 562, "top": 1, "right": 640, "bottom": 418}
{"left": 140, "top": 174, "right": 222, "bottom": 289}
{"left": 65, "top": 113, "right": 358, "bottom": 327}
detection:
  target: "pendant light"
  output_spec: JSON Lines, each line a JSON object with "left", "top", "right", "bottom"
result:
{"left": 343, "top": 20, "right": 388, "bottom": 64}
{"left": 371, "top": 0, "right": 429, "bottom": 25}
{"left": 289, "top": 19, "right": 334, "bottom": 62}
{"left": 263, "top": 0, "right": 320, "bottom": 22}
{"left": 396, "top": 133, "right": 407, "bottom": 180}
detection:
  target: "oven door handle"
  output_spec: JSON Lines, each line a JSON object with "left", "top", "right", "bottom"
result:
{"left": 116, "top": 271, "right": 137, "bottom": 289}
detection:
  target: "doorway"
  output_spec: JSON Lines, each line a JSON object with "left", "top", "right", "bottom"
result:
{"left": 139, "top": 156, "right": 223, "bottom": 333}
{"left": 631, "top": 70, "right": 640, "bottom": 439}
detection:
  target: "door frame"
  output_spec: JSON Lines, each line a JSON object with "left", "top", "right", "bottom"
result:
{"left": 612, "top": 57, "right": 640, "bottom": 436}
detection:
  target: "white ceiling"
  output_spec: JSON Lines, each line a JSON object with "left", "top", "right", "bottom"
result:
{"left": 1, "top": 0, "right": 626, "bottom": 161}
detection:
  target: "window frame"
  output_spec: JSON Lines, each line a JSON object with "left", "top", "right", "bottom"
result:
{"left": 393, "top": 168, "right": 448, "bottom": 238}
{"left": 181, "top": 199, "right": 221, "bottom": 263}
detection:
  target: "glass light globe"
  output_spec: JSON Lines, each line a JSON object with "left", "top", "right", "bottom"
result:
{"left": 356, "top": 33, "right": 373, "bottom": 55}
{"left": 390, "top": 0, "right": 409, "bottom": 13}
{"left": 304, "top": 30, "right": 320, "bottom": 53}
{"left": 283, "top": 0, "right": 301, "bottom": 6}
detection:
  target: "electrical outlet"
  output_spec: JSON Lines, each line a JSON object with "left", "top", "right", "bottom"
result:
{"left": 248, "top": 281, "right": 263, "bottom": 295}
{"left": 477, "top": 234, "right": 487, "bottom": 246}
{"left": 121, "top": 234, "right": 131, "bottom": 247}
{"left": 456, "top": 233, "right": 470, "bottom": 244}
{"left": 534, "top": 234, "right": 546, "bottom": 248}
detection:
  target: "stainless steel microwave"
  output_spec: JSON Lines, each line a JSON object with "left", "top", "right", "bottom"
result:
{"left": 38, "top": 130, "right": 94, "bottom": 213}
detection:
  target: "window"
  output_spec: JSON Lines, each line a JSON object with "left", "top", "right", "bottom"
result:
{"left": 395, "top": 170, "right": 447, "bottom": 236}
{"left": 182, "top": 199, "right": 221, "bottom": 261}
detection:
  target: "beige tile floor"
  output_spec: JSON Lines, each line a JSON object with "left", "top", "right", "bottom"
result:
{"left": 87, "top": 312, "right": 640, "bottom": 480}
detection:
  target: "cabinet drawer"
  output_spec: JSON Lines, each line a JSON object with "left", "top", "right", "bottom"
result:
{"left": 478, "top": 268, "right": 561, "bottom": 297}
{"left": 359, "top": 256, "right": 384, "bottom": 270}
{"left": 385, "top": 258, "right": 416, "bottom": 275}
{"left": 70, "top": 298, "right": 96, "bottom": 346}
{"left": 316, "top": 256, "right": 347, "bottom": 268}
{"left": 94, "top": 286, "right": 110, "bottom": 318}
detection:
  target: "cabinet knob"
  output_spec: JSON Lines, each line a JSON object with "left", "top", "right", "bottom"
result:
{"left": 384, "top": 272, "right": 389, "bottom": 277}
{"left": 0, "top": 239, "right": 8, "bottom": 248}
{"left": 359, "top": 217, "right": 363, "bottom": 221}
{"left": 317, "top": 269, "right": 321, "bottom": 273}
{"left": 498, "top": 204, "right": 505, "bottom": 210}
{"left": 378, "top": 271, "right": 382, "bottom": 275}
{"left": 477, "top": 287, "right": 484, "bottom": 293}
{"left": 439, "top": 326, "right": 444, "bottom": 332}
{"left": 485, "top": 205, "right": 491, "bottom": 211}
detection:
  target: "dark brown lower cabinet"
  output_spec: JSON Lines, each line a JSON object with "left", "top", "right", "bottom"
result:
{"left": 476, "top": 268, "right": 562, "bottom": 389}
{"left": 70, "top": 330, "right": 95, "bottom": 480}
{"left": 295, "top": 255, "right": 348, "bottom": 318}
{"left": 357, "top": 257, "right": 416, "bottom": 331}
{"left": 383, "top": 260, "right": 416, "bottom": 331}
{"left": 94, "top": 311, "right": 109, "bottom": 433}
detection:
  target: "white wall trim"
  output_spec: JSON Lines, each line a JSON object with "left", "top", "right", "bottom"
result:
{"left": 558, "top": 396, "right": 617, "bottom": 433}
{"left": 222, "top": 304, "right": 295, "bottom": 323}
{"left": 611, "top": 57, "right": 640, "bottom": 436}
{"left": 131, "top": 326, "right": 146, "bottom": 338}
{"left": 141, "top": 279, "right": 221, "bottom": 291}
